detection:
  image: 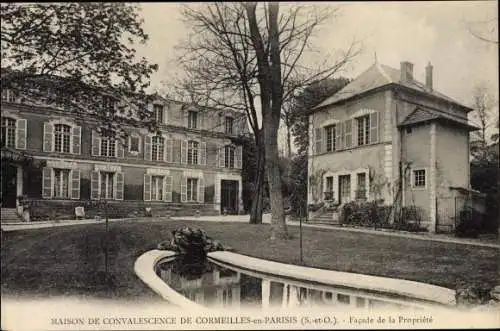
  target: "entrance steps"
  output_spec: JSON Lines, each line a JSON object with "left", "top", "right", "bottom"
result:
{"left": 308, "top": 210, "right": 341, "bottom": 225}
{"left": 1, "top": 208, "right": 21, "bottom": 223}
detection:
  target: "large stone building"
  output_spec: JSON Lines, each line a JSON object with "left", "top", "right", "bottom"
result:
{"left": 307, "top": 60, "right": 477, "bottom": 233}
{"left": 1, "top": 87, "right": 248, "bottom": 221}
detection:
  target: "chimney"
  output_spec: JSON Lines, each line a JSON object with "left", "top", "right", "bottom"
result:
{"left": 400, "top": 61, "right": 414, "bottom": 82}
{"left": 425, "top": 61, "right": 433, "bottom": 91}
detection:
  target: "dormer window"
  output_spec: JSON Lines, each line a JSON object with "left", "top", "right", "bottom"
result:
{"left": 225, "top": 116, "right": 234, "bottom": 134}
{"left": 154, "top": 104, "right": 164, "bottom": 124}
{"left": 188, "top": 111, "right": 198, "bottom": 129}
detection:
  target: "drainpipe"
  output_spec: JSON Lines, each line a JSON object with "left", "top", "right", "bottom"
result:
{"left": 429, "top": 122, "right": 437, "bottom": 233}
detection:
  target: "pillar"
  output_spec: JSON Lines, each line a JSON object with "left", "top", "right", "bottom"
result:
{"left": 430, "top": 122, "right": 437, "bottom": 233}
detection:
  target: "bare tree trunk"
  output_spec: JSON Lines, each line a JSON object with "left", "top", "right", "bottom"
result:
{"left": 250, "top": 138, "right": 265, "bottom": 224}
{"left": 286, "top": 120, "right": 292, "bottom": 158}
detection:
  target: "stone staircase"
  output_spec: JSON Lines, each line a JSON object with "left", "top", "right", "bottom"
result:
{"left": 1, "top": 208, "right": 21, "bottom": 223}
{"left": 308, "top": 206, "right": 341, "bottom": 225}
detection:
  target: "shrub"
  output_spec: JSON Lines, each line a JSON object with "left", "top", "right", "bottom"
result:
{"left": 341, "top": 201, "right": 390, "bottom": 227}
{"left": 455, "top": 208, "right": 482, "bottom": 238}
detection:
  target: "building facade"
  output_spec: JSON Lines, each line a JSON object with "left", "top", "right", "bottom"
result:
{"left": 1, "top": 89, "right": 248, "bottom": 220}
{"left": 307, "top": 60, "right": 477, "bottom": 232}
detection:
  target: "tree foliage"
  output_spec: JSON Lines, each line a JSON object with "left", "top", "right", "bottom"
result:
{"left": 1, "top": 3, "right": 159, "bottom": 137}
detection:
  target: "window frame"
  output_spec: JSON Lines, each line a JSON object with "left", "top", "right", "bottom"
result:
{"left": 154, "top": 104, "right": 164, "bottom": 124}
{"left": 1, "top": 116, "right": 17, "bottom": 148}
{"left": 225, "top": 116, "right": 234, "bottom": 134}
{"left": 412, "top": 168, "right": 427, "bottom": 189}
{"left": 356, "top": 172, "right": 367, "bottom": 200}
{"left": 188, "top": 110, "right": 198, "bottom": 129}
{"left": 151, "top": 135, "right": 165, "bottom": 161}
{"left": 187, "top": 140, "right": 199, "bottom": 165}
{"left": 128, "top": 135, "right": 141, "bottom": 154}
{"left": 151, "top": 175, "right": 164, "bottom": 201}
{"left": 324, "top": 124, "right": 336, "bottom": 152}
{"left": 356, "top": 115, "right": 370, "bottom": 146}
{"left": 54, "top": 123, "right": 72, "bottom": 153}
{"left": 100, "top": 171, "right": 115, "bottom": 200}
{"left": 53, "top": 168, "right": 71, "bottom": 199}
{"left": 224, "top": 145, "right": 236, "bottom": 168}
{"left": 186, "top": 177, "right": 198, "bottom": 202}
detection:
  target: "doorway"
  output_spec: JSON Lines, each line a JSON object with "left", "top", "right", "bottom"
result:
{"left": 1, "top": 164, "right": 18, "bottom": 208}
{"left": 338, "top": 174, "right": 351, "bottom": 205}
{"left": 221, "top": 180, "right": 239, "bottom": 215}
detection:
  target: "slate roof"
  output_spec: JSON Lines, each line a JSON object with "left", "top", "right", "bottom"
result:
{"left": 313, "top": 62, "right": 472, "bottom": 111}
{"left": 399, "top": 106, "right": 478, "bottom": 131}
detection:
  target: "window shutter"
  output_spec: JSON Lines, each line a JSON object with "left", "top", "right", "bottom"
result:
{"left": 235, "top": 146, "right": 243, "bottom": 169}
{"left": 370, "top": 112, "right": 379, "bottom": 144}
{"left": 344, "top": 120, "right": 352, "bottom": 149}
{"left": 335, "top": 124, "right": 342, "bottom": 151}
{"left": 198, "top": 178, "right": 205, "bottom": 203}
{"left": 180, "top": 176, "right": 187, "bottom": 202}
{"left": 115, "top": 172, "right": 124, "bottom": 200}
{"left": 314, "top": 128, "right": 323, "bottom": 154}
{"left": 199, "top": 142, "right": 206, "bottom": 165}
{"left": 116, "top": 140, "right": 124, "bottom": 158}
{"left": 218, "top": 114, "right": 224, "bottom": 132}
{"left": 164, "top": 176, "right": 173, "bottom": 202}
{"left": 165, "top": 138, "right": 173, "bottom": 163}
{"left": 143, "top": 174, "right": 151, "bottom": 201}
{"left": 43, "top": 122, "right": 53, "bottom": 152}
{"left": 42, "top": 167, "right": 52, "bottom": 198}
{"left": 16, "top": 119, "right": 27, "bottom": 150}
{"left": 70, "top": 169, "right": 80, "bottom": 200}
{"left": 72, "top": 125, "right": 81, "bottom": 154}
{"left": 184, "top": 110, "right": 189, "bottom": 127}
{"left": 199, "top": 112, "right": 205, "bottom": 130}
{"left": 90, "top": 171, "right": 100, "bottom": 200}
{"left": 144, "top": 135, "right": 152, "bottom": 161}
{"left": 181, "top": 140, "right": 188, "bottom": 164}
{"left": 218, "top": 146, "right": 225, "bottom": 168}
{"left": 91, "top": 130, "right": 100, "bottom": 156}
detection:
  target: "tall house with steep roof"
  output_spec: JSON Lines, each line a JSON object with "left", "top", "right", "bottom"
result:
{"left": 307, "top": 61, "right": 477, "bottom": 233}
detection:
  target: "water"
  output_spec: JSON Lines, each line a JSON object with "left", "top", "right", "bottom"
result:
{"left": 155, "top": 257, "right": 437, "bottom": 310}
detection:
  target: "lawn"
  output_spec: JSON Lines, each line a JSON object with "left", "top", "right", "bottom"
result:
{"left": 1, "top": 219, "right": 498, "bottom": 300}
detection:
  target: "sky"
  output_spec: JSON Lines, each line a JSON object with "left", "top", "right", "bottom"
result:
{"left": 134, "top": 1, "right": 499, "bottom": 150}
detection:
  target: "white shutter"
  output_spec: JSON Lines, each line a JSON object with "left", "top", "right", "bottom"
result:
{"left": 72, "top": 125, "right": 81, "bottom": 154}
{"left": 198, "top": 178, "right": 205, "bottom": 203}
{"left": 43, "top": 122, "right": 53, "bottom": 152}
{"left": 314, "top": 128, "right": 322, "bottom": 154}
{"left": 42, "top": 167, "right": 52, "bottom": 198}
{"left": 235, "top": 146, "right": 243, "bottom": 169}
{"left": 335, "top": 124, "right": 342, "bottom": 151}
{"left": 114, "top": 172, "right": 124, "bottom": 200}
{"left": 181, "top": 176, "right": 187, "bottom": 202}
{"left": 199, "top": 142, "right": 206, "bottom": 165}
{"left": 143, "top": 174, "right": 151, "bottom": 201}
{"left": 16, "top": 119, "right": 27, "bottom": 150}
{"left": 116, "top": 140, "right": 124, "bottom": 158}
{"left": 70, "top": 169, "right": 80, "bottom": 200}
{"left": 166, "top": 138, "right": 173, "bottom": 163}
{"left": 90, "top": 171, "right": 100, "bottom": 200}
{"left": 218, "top": 146, "right": 226, "bottom": 168}
{"left": 370, "top": 112, "right": 379, "bottom": 144}
{"left": 144, "top": 135, "right": 152, "bottom": 161}
{"left": 164, "top": 176, "right": 172, "bottom": 202}
{"left": 91, "top": 130, "right": 100, "bottom": 156}
{"left": 344, "top": 119, "right": 353, "bottom": 149}
{"left": 181, "top": 140, "right": 188, "bottom": 164}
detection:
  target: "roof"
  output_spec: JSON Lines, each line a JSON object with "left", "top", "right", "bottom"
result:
{"left": 399, "top": 106, "right": 478, "bottom": 131}
{"left": 313, "top": 62, "right": 472, "bottom": 111}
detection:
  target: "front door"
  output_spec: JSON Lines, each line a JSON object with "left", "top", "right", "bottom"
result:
{"left": 338, "top": 174, "right": 351, "bottom": 205}
{"left": 221, "top": 180, "right": 239, "bottom": 214}
{"left": 1, "top": 164, "right": 17, "bottom": 208}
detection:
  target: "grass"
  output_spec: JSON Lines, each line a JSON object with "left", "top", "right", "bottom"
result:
{"left": 1, "top": 219, "right": 498, "bottom": 300}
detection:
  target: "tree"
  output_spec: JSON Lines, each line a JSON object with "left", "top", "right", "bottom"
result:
{"left": 1, "top": 3, "right": 159, "bottom": 138}
{"left": 175, "top": 3, "right": 358, "bottom": 238}
{"left": 469, "top": 83, "right": 498, "bottom": 160}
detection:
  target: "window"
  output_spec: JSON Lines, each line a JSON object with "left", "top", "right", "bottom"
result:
{"left": 225, "top": 116, "right": 234, "bottom": 134}
{"left": 357, "top": 115, "right": 370, "bottom": 146}
{"left": 152, "top": 136, "right": 164, "bottom": 161}
{"left": 1, "top": 117, "right": 16, "bottom": 148}
{"left": 224, "top": 145, "right": 235, "bottom": 168}
{"left": 53, "top": 168, "right": 70, "bottom": 198}
{"left": 188, "top": 111, "right": 198, "bottom": 129}
{"left": 100, "top": 172, "right": 115, "bottom": 199}
{"left": 154, "top": 104, "right": 164, "bottom": 123}
{"left": 324, "top": 176, "right": 334, "bottom": 200}
{"left": 339, "top": 174, "right": 351, "bottom": 204}
{"left": 186, "top": 178, "right": 198, "bottom": 202}
{"left": 54, "top": 124, "right": 71, "bottom": 153}
{"left": 413, "top": 169, "right": 426, "bottom": 188}
{"left": 151, "top": 176, "right": 164, "bottom": 201}
{"left": 356, "top": 173, "right": 367, "bottom": 199}
{"left": 188, "top": 140, "right": 199, "bottom": 164}
{"left": 324, "top": 125, "right": 336, "bottom": 152}
{"left": 129, "top": 136, "right": 140, "bottom": 153}
{"left": 1, "top": 89, "right": 17, "bottom": 103}
{"left": 100, "top": 130, "right": 116, "bottom": 157}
